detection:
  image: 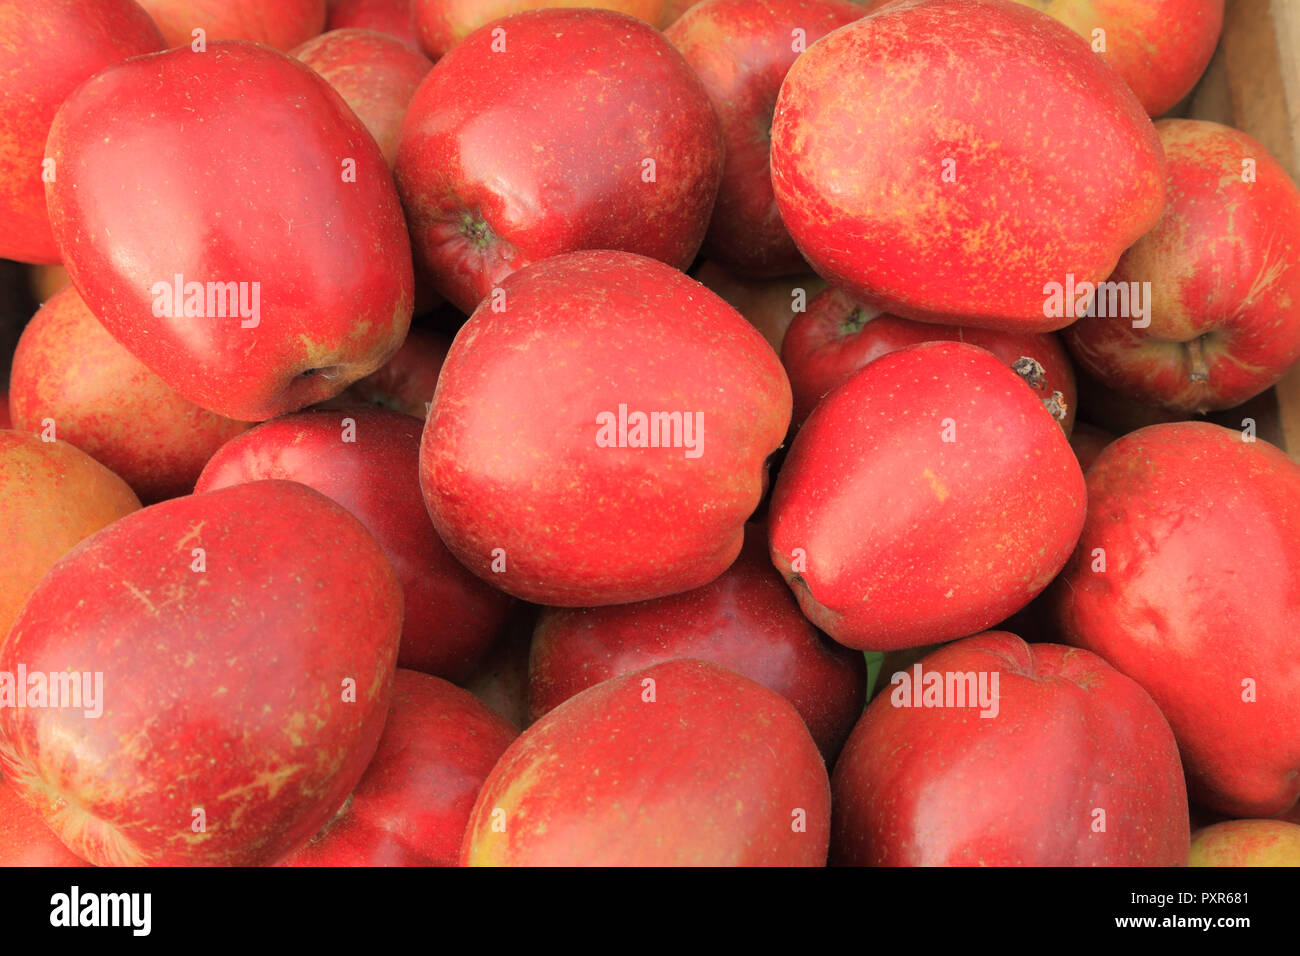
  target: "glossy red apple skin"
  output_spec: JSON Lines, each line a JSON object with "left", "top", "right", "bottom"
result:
{"left": 1051, "top": 422, "right": 1300, "bottom": 819}
{"left": 530, "top": 524, "right": 867, "bottom": 761}
{"left": 0, "top": 0, "right": 164, "bottom": 264}
{"left": 0, "top": 430, "right": 140, "bottom": 638}
{"left": 294, "top": 28, "right": 433, "bottom": 166}
{"left": 395, "top": 8, "right": 724, "bottom": 315}
{"left": 769, "top": 341, "right": 1086, "bottom": 652}
{"left": 329, "top": 0, "right": 422, "bottom": 49}
{"left": 1189, "top": 820, "right": 1300, "bottom": 867}
{"left": 0, "top": 481, "right": 402, "bottom": 867}
{"left": 832, "top": 632, "right": 1190, "bottom": 866}
{"left": 782, "top": 286, "right": 1077, "bottom": 431}
{"left": 666, "top": 0, "right": 863, "bottom": 276}
{"left": 280, "top": 670, "right": 518, "bottom": 866}
{"left": 196, "top": 408, "right": 512, "bottom": 682}
{"left": 317, "top": 326, "right": 450, "bottom": 418}
{"left": 1008, "top": 0, "right": 1223, "bottom": 117}
{"left": 463, "top": 659, "right": 830, "bottom": 865}
{"left": 45, "top": 41, "right": 413, "bottom": 422}
{"left": 770, "top": 0, "right": 1165, "bottom": 332}
{"left": 1065, "top": 120, "right": 1300, "bottom": 413}
{"left": 9, "top": 286, "right": 249, "bottom": 503}
{"left": 137, "top": 0, "right": 327, "bottom": 49}
{"left": 0, "top": 775, "right": 88, "bottom": 867}
{"left": 694, "top": 261, "right": 826, "bottom": 355}
{"left": 421, "top": 250, "right": 791, "bottom": 607}
{"left": 412, "top": 0, "right": 687, "bottom": 58}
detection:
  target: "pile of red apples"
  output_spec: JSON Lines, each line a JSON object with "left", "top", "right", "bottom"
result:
{"left": 1, "top": 0, "right": 1299, "bottom": 868}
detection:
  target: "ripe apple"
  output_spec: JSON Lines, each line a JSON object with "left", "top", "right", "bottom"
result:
{"left": 666, "top": 0, "right": 863, "bottom": 276}
{"left": 328, "top": 0, "right": 422, "bottom": 49}
{"left": 462, "top": 659, "right": 830, "bottom": 865}
{"left": 0, "top": 775, "right": 88, "bottom": 867}
{"left": 1007, "top": 0, "right": 1223, "bottom": 117}
{"left": 280, "top": 670, "right": 518, "bottom": 866}
{"left": 1064, "top": 120, "right": 1300, "bottom": 413}
{"left": 769, "top": 341, "right": 1086, "bottom": 652}
{"left": 294, "top": 28, "right": 433, "bottom": 166}
{"left": 136, "top": 0, "right": 327, "bottom": 49}
{"left": 1069, "top": 421, "right": 1116, "bottom": 472}
{"left": 530, "top": 524, "right": 867, "bottom": 761}
{"left": 832, "top": 632, "right": 1190, "bottom": 865}
{"left": 421, "top": 250, "right": 791, "bottom": 606}
{"left": 0, "top": 431, "right": 139, "bottom": 638}
{"left": 0, "top": 0, "right": 163, "bottom": 264}
{"left": 196, "top": 408, "right": 512, "bottom": 682}
{"left": 395, "top": 8, "right": 724, "bottom": 314}
{"left": 45, "top": 41, "right": 414, "bottom": 421}
{"left": 769, "top": 0, "right": 1166, "bottom": 332}
{"left": 411, "top": 0, "right": 690, "bottom": 59}
{"left": 693, "top": 261, "right": 826, "bottom": 356}
{"left": 1189, "top": 820, "right": 1300, "bottom": 867}
{"left": 1050, "top": 422, "right": 1300, "bottom": 818}
{"left": 8, "top": 286, "right": 249, "bottom": 503}
{"left": 315, "top": 326, "right": 450, "bottom": 418}
{"left": 0, "top": 480, "right": 403, "bottom": 866}
{"left": 781, "top": 286, "right": 1077, "bottom": 431}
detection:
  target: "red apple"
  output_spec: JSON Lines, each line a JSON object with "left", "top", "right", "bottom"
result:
{"left": 280, "top": 670, "right": 518, "bottom": 866}
{"left": 1189, "top": 820, "right": 1300, "bottom": 867}
{"left": 462, "top": 659, "right": 830, "bottom": 865}
{"left": 0, "top": 0, "right": 164, "bottom": 264}
{"left": 1064, "top": 120, "right": 1300, "bottom": 413}
{"left": 0, "top": 774, "right": 88, "bottom": 867}
{"left": 0, "top": 430, "right": 140, "bottom": 638}
{"left": 1007, "top": 0, "right": 1223, "bottom": 117}
{"left": 421, "top": 250, "right": 791, "bottom": 607}
{"left": 769, "top": 341, "right": 1086, "bottom": 651}
{"left": 137, "top": 0, "right": 327, "bottom": 50}
{"left": 769, "top": 0, "right": 1166, "bottom": 332}
{"left": 316, "top": 326, "right": 450, "bottom": 418}
{"left": 395, "top": 8, "right": 724, "bottom": 315}
{"left": 832, "top": 632, "right": 1190, "bottom": 865}
{"left": 293, "top": 28, "right": 433, "bottom": 166}
{"left": 411, "top": 0, "right": 687, "bottom": 59}
{"left": 196, "top": 408, "right": 512, "bottom": 682}
{"left": 781, "top": 286, "right": 1077, "bottom": 431}
{"left": 0, "top": 480, "right": 403, "bottom": 866}
{"left": 1050, "top": 422, "right": 1300, "bottom": 818}
{"left": 666, "top": 0, "right": 863, "bottom": 276}
{"left": 693, "top": 261, "right": 826, "bottom": 355}
{"left": 9, "top": 285, "right": 249, "bottom": 503}
{"left": 328, "top": 0, "right": 422, "bottom": 49}
{"left": 45, "top": 41, "right": 413, "bottom": 421}
{"left": 530, "top": 524, "right": 867, "bottom": 761}
{"left": 1069, "top": 421, "right": 1116, "bottom": 472}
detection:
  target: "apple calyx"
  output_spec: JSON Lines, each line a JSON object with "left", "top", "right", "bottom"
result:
{"left": 1012, "top": 355, "right": 1067, "bottom": 423}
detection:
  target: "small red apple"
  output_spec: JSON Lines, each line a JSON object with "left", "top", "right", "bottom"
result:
{"left": 196, "top": 408, "right": 513, "bottom": 682}
{"left": 280, "top": 670, "right": 518, "bottom": 866}
{"left": 666, "top": 0, "right": 864, "bottom": 276}
{"left": 137, "top": 0, "right": 327, "bottom": 50}
{"left": 1189, "top": 820, "right": 1300, "bottom": 867}
{"left": 770, "top": 0, "right": 1166, "bottom": 332}
{"left": 1050, "top": 422, "right": 1300, "bottom": 818}
{"left": 395, "top": 8, "right": 724, "bottom": 314}
{"left": 693, "top": 261, "right": 826, "bottom": 355}
{"left": 462, "top": 659, "right": 830, "bottom": 865}
{"left": 0, "top": 0, "right": 164, "bottom": 264}
{"left": 0, "top": 480, "right": 403, "bottom": 866}
{"left": 530, "top": 524, "right": 867, "bottom": 761}
{"left": 421, "top": 250, "right": 791, "bottom": 607}
{"left": 781, "top": 286, "right": 1077, "bottom": 431}
{"left": 1064, "top": 120, "right": 1300, "bottom": 413}
{"left": 328, "top": 0, "right": 422, "bottom": 49}
{"left": 769, "top": 341, "right": 1085, "bottom": 652}
{"left": 9, "top": 285, "right": 249, "bottom": 503}
{"left": 832, "top": 632, "right": 1190, "bottom": 865}
{"left": 293, "top": 28, "right": 433, "bottom": 166}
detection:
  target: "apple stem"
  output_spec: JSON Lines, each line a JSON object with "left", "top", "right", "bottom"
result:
{"left": 1186, "top": 337, "right": 1211, "bottom": 383}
